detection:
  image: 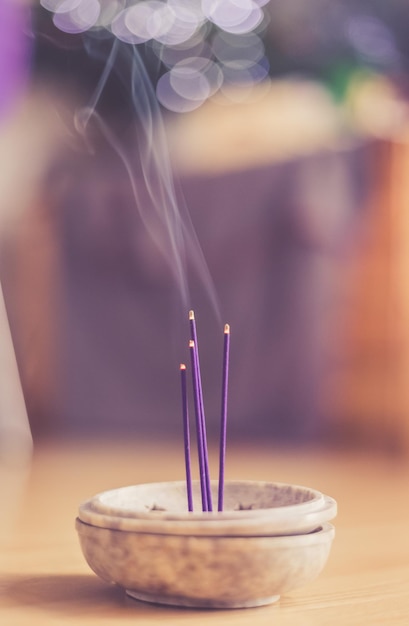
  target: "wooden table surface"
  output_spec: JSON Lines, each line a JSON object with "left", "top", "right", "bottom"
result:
{"left": 1, "top": 438, "right": 409, "bottom": 625}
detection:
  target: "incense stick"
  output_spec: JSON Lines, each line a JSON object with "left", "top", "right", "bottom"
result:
{"left": 218, "top": 324, "right": 230, "bottom": 512}
{"left": 188, "top": 311, "right": 212, "bottom": 511}
{"left": 189, "top": 340, "right": 208, "bottom": 511}
{"left": 180, "top": 364, "right": 193, "bottom": 512}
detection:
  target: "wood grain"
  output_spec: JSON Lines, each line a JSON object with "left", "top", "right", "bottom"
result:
{"left": 1, "top": 439, "right": 408, "bottom": 624}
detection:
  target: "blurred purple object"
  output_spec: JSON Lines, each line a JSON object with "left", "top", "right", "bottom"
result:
{"left": 0, "top": 0, "right": 31, "bottom": 119}
{"left": 50, "top": 142, "right": 372, "bottom": 443}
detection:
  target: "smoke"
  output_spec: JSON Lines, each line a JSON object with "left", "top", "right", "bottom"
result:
{"left": 37, "top": 1, "right": 273, "bottom": 318}
{"left": 70, "top": 31, "right": 220, "bottom": 317}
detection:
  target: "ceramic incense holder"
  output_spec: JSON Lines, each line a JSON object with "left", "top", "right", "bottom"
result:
{"left": 76, "top": 480, "right": 336, "bottom": 608}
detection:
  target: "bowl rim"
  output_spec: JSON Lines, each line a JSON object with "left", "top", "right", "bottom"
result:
{"left": 77, "top": 480, "right": 336, "bottom": 537}
{"left": 78, "top": 494, "right": 336, "bottom": 536}
{"left": 83, "top": 480, "right": 325, "bottom": 523}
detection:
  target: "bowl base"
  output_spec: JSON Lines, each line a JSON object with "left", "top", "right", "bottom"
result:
{"left": 126, "top": 589, "right": 280, "bottom": 609}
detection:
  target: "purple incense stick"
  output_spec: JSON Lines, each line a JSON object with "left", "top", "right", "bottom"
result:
{"left": 188, "top": 311, "right": 213, "bottom": 511}
{"left": 218, "top": 324, "right": 230, "bottom": 512}
{"left": 189, "top": 340, "right": 208, "bottom": 511}
{"left": 180, "top": 364, "right": 193, "bottom": 512}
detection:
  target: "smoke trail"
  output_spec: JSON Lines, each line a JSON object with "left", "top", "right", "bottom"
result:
{"left": 75, "top": 32, "right": 220, "bottom": 318}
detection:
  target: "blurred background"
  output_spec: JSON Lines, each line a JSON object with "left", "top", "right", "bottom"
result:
{"left": 1, "top": 0, "right": 409, "bottom": 463}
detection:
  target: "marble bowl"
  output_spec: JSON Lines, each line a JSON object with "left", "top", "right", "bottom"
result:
{"left": 76, "top": 518, "right": 335, "bottom": 608}
{"left": 76, "top": 480, "right": 336, "bottom": 608}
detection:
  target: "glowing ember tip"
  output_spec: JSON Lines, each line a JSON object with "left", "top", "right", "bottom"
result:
{"left": 224, "top": 324, "right": 230, "bottom": 333}
{"left": 189, "top": 310, "right": 195, "bottom": 320}
{"left": 189, "top": 340, "right": 195, "bottom": 348}
{"left": 180, "top": 363, "right": 186, "bottom": 370}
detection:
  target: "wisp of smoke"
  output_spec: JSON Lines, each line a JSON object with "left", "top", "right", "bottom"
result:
{"left": 74, "top": 33, "right": 220, "bottom": 319}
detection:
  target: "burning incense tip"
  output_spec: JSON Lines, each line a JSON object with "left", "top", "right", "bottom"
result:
{"left": 180, "top": 364, "right": 186, "bottom": 370}
{"left": 189, "top": 340, "right": 195, "bottom": 348}
{"left": 224, "top": 324, "right": 230, "bottom": 334}
{"left": 189, "top": 310, "right": 195, "bottom": 320}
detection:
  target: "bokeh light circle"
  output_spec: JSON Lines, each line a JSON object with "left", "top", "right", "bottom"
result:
{"left": 157, "top": 72, "right": 208, "bottom": 112}
{"left": 156, "top": 39, "right": 212, "bottom": 69}
{"left": 157, "top": 55, "right": 224, "bottom": 112}
{"left": 212, "top": 31, "right": 265, "bottom": 64}
{"left": 52, "top": 0, "right": 101, "bottom": 34}
{"left": 41, "top": 0, "right": 82, "bottom": 13}
{"left": 201, "top": 0, "right": 263, "bottom": 34}
{"left": 41, "top": 0, "right": 272, "bottom": 111}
